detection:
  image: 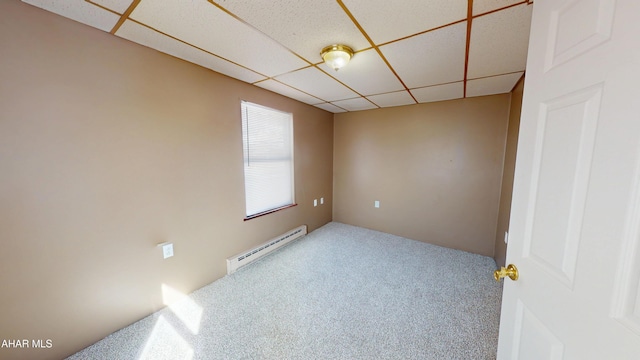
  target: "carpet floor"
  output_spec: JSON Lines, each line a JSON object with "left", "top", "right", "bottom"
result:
{"left": 67, "top": 222, "right": 503, "bottom": 360}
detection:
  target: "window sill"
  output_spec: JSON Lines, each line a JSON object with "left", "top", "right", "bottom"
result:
{"left": 244, "top": 204, "right": 297, "bottom": 221}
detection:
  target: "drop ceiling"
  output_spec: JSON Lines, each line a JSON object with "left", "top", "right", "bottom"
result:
{"left": 22, "top": 0, "right": 533, "bottom": 113}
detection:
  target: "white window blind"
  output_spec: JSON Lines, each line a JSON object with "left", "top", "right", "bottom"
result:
{"left": 241, "top": 101, "right": 294, "bottom": 218}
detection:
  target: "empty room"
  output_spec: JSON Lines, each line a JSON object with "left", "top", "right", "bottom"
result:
{"left": 1, "top": 0, "right": 639, "bottom": 359}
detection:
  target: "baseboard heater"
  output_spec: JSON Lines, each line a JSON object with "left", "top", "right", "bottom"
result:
{"left": 226, "top": 225, "right": 307, "bottom": 275}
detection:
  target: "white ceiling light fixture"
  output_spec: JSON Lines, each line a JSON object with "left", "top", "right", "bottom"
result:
{"left": 321, "top": 44, "right": 354, "bottom": 71}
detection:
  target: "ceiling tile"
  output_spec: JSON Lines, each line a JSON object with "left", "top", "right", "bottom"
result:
{"left": 466, "top": 72, "right": 524, "bottom": 97}
{"left": 254, "top": 80, "right": 324, "bottom": 105}
{"left": 275, "top": 67, "right": 359, "bottom": 102}
{"left": 91, "top": 0, "right": 132, "bottom": 14}
{"left": 318, "top": 49, "right": 404, "bottom": 96}
{"left": 116, "top": 21, "right": 265, "bottom": 84}
{"left": 342, "top": 0, "right": 467, "bottom": 45}
{"left": 23, "top": 0, "right": 120, "bottom": 32}
{"left": 411, "top": 82, "right": 464, "bottom": 103}
{"left": 129, "top": 0, "right": 308, "bottom": 77}
{"left": 210, "top": 0, "right": 369, "bottom": 63}
{"left": 332, "top": 98, "right": 378, "bottom": 112}
{"left": 467, "top": 4, "right": 532, "bottom": 78}
{"left": 380, "top": 22, "right": 467, "bottom": 89}
{"left": 367, "top": 91, "right": 416, "bottom": 108}
{"left": 473, "top": 0, "right": 523, "bottom": 16}
{"left": 314, "top": 103, "right": 347, "bottom": 113}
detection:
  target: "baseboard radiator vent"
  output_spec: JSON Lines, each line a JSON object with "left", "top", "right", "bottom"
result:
{"left": 226, "top": 225, "right": 307, "bottom": 275}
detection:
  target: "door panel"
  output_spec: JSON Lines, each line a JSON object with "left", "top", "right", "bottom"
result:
{"left": 513, "top": 300, "right": 564, "bottom": 360}
{"left": 544, "top": 0, "right": 615, "bottom": 71}
{"left": 524, "top": 85, "right": 601, "bottom": 288}
{"left": 612, "top": 162, "right": 640, "bottom": 336}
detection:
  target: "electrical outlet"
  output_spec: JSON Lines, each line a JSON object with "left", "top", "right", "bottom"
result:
{"left": 374, "top": 200, "right": 380, "bottom": 208}
{"left": 313, "top": 199, "right": 318, "bottom": 207}
{"left": 162, "top": 243, "right": 174, "bottom": 259}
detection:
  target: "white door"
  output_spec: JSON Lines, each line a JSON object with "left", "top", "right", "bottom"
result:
{"left": 497, "top": 0, "right": 640, "bottom": 359}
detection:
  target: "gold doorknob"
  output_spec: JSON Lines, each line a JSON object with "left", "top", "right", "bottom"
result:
{"left": 494, "top": 264, "right": 519, "bottom": 281}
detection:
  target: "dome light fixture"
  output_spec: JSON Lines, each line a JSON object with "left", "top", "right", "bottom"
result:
{"left": 320, "top": 44, "right": 354, "bottom": 71}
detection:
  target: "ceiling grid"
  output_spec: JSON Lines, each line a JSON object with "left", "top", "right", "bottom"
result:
{"left": 463, "top": 0, "right": 474, "bottom": 97}
{"left": 22, "top": 0, "right": 533, "bottom": 113}
{"left": 108, "top": 0, "right": 140, "bottom": 34}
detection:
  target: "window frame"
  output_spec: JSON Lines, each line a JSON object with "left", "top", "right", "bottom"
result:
{"left": 240, "top": 101, "right": 296, "bottom": 220}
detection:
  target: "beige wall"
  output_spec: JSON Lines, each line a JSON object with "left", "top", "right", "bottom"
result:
{"left": 494, "top": 77, "right": 525, "bottom": 267}
{"left": 0, "top": 2, "right": 332, "bottom": 359}
{"left": 333, "top": 95, "right": 511, "bottom": 256}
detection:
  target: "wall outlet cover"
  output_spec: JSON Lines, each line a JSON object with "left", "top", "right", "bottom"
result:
{"left": 162, "top": 243, "right": 174, "bottom": 259}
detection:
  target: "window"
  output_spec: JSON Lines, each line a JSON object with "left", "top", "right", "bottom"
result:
{"left": 241, "top": 101, "right": 295, "bottom": 219}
